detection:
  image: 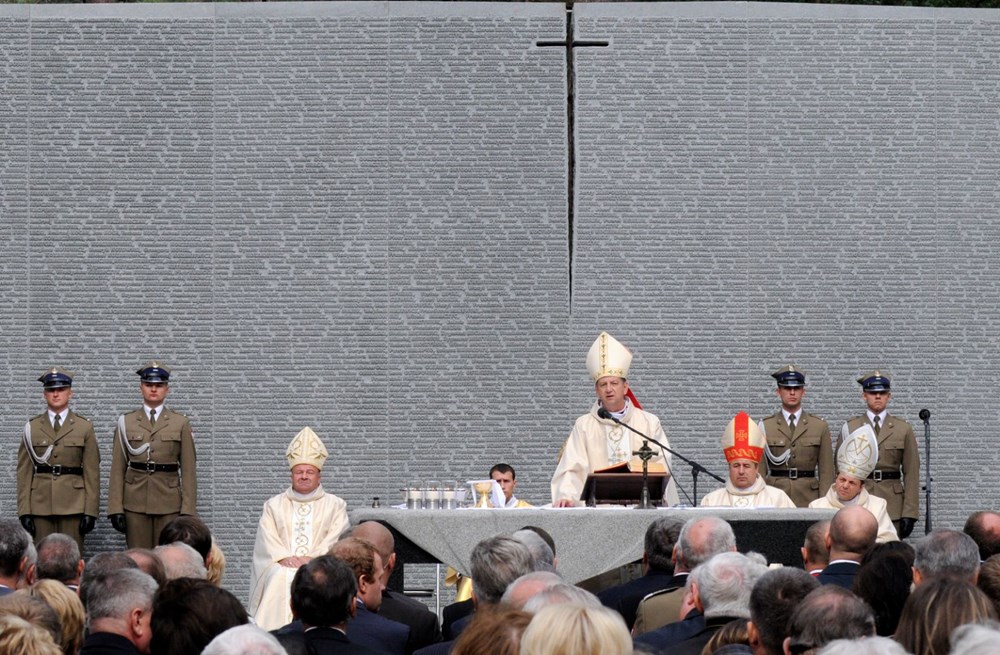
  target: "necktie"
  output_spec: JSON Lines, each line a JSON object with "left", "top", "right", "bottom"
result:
{"left": 872, "top": 415, "right": 881, "bottom": 435}
{"left": 787, "top": 414, "right": 796, "bottom": 435}
{"left": 149, "top": 408, "right": 157, "bottom": 427}
{"left": 53, "top": 414, "right": 62, "bottom": 432}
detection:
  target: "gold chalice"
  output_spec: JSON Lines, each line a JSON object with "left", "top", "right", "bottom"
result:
{"left": 473, "top": 481, "right": 494, "bottom": 509}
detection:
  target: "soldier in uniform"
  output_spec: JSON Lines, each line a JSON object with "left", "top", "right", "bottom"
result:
{"left": 837, "top": 370, "right": 919, "bottom": 539}
{"left": 108, "top": 361, "right": 197, "bottom": 549}
{"left": 16, "top": 368, "right": 100, "bottom": 551}
{"left": 760, "top": 365, "right": 834, "bottom": 507}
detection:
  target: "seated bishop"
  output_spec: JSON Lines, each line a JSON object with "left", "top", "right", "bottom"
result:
{"left": 809, "top": 424, "right": 898, "bottom": 543}
{"left": 249, "top": 427, "right": 350, "bottom": 630}
{"left": 700, "top": 412, "right": 796, "bottom": 508}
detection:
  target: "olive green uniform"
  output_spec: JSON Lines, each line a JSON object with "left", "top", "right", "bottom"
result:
{"left": 762, "top": 411, "right": 834, "bottom": 507}
{"left": 108, "top": 407, "right": 197, "bottom": 548}
{"left": 16, "top": 411, "right": 100, "bottom": 550}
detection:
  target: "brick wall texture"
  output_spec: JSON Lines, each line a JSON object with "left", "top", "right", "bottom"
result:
{"left": 1, "top": 1, "right": 998, "bottom": 599}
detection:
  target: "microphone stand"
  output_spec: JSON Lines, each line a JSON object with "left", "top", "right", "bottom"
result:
{"left": 920, "top": 408, "right": 932, "bottom": 534}
{"left": 600, "top": 409, "right": 724, "bottom": 505}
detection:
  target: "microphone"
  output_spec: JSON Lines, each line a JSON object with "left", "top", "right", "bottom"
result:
{"left": 595, "top": 405, "right": 722, "bottom": 504}
{"left": 919, "top": 409, "right": 931, "bottom": 422}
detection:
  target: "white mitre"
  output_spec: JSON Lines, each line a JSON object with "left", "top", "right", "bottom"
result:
{"left": 586, "top": 332, "right": 633, "bottom": 381}
{"left": 285, "top": 426, "right": 329, "bottom": 470}
{"left": 837, "top": 424, "right": 878, "bottom": 480}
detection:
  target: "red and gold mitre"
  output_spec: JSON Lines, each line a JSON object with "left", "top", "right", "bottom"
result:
{"left": 722, "top": 412, "right": 765, "bottom": 464}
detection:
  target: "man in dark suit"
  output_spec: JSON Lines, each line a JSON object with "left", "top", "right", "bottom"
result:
{"left": 80, "top": 568, "right": 159, "bottom": 655}
{"left": 633, "top": 515, "right": 738, "bottom": 635}
{"left": 598, "top": 515, "right": 684, "bottom": 630}
{"left": 36, "top": 533, "right": 85, "bottom": 592}
{"left": 287, "top": 556, "right": 388, "bottom": 655}
{"left": 838, "top": 370, "right": 919, "bottom": 538}
{"left": 636, "top": 552, "right": 766, "bottom": 655}
{"left": 747, "top": 568, "right": 819, "bottom": 655}
{"left": 350, "top": 522, "right": 442, "bottom": 653}
{"left": 0, "top": 519, "right": 34, "bottom": 597}
{"left": 109, "top": 361, "right": 197, "bottom": 549}
{"left": 783, "top": 586, "right": 876, "bottom": 654}
{"left": 17, "top": 367, "right": 100, "bottom": 551}
{"left": 817, "top": 506, "right": 877, "bottom": 589}
{"left": 330, "top": 537, "right": 409, "bottom": 655}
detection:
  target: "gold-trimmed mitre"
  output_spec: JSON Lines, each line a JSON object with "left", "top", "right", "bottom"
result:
{"left": 837, "top": 424, "right": 878, "bottom": 480}
{"left": 722, "top": 412, "right": 765, "bottom": 464}
{"left": 586, "top": 332, "right": 633, "bottom": 381}
{"left": 285, "top": 426, "right": 328, "bottom": 470}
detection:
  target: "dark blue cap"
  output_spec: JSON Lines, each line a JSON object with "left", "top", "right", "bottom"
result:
{"left": 858, "top": 370, "right": 890, "bottom": 392}
{"left": 136, "top": 360, "right": 170, "bottom": 383}
{"left": 38, "top": 367, "right": 74, "bottom": 390}
{"left": 771, "top": 365, "right": 805, "bottom": 388}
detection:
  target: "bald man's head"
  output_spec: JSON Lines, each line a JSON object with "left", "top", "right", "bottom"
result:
{"left": 828, "top": 506, "right": 878, "bottom": 560}
{"left": 348, "top": 522, "right": 396, "bottom": 583}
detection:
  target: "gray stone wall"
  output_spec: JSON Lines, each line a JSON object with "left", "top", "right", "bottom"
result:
{"left": 1, "top": 1, "right": 998, "bottom": 600}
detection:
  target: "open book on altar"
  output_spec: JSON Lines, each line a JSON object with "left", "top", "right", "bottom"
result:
{"left": 593, "top": 459, "right": 667, "bottom": 475}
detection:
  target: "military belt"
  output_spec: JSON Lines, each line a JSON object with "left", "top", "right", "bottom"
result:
{"left": 128, "top": 461, "right": 180, "bottom": 473}
{"left": 34, "top": 465, "right": 83, "bottom": 476}
{"left": 768, "top": 468, "right": 815, "bottom": 479}
{"left": 868, "top": 470, "right": 902, "bottom": 481}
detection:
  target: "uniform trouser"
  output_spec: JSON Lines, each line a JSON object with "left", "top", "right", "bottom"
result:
{"left": 124, "top": 511, "right": 180, "bottom": 550}
{"left": 34, "top": 515, "right": 84, "bottom": 553}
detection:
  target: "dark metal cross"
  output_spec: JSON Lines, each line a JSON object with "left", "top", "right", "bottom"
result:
{"left": 537, "top": 3, "right": 608, "bottom": 302}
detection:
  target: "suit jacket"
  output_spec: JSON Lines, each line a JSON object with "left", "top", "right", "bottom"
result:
{"left": 306, "top": 626, "right": 389, "bottom": 655}
{"left": 440, "top": 598, "right": 473, "bottom": 641}
{"left": 817, "top": 561, "right": 861, "bottom": 590}
{"left": 17, "top": 411, "right": 100, "bottom": 517}
{"left": 762, "top": 411, "right": 834, "bottom": 507}
{"left": 108, "top": 407, "right": 197, "bottom": 515}
{"left": 633, "top": 609, "right": 705, "bottom": 653}
{"left": 670, "top": 616, "right": 746, "bottom": 655}
{"left": 80, "top": 632, "right": 140, "bottom": 655}
{"left": 839, "top": 414, "right": 918, "bottom": 521}
{"left": 347, "top": 603, "right": 409, "bottom": 655}
{"left": 380, "top": 590, "right": 442, "bottom": 653}
{"left": 597, "top": 567, "right": 676, "bottom": 630}
{"left": 412, "top": 641, "right": 454, "bottom": 655}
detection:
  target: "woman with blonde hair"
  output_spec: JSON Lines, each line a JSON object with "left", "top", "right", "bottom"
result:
{"left": 29, "top": 579, "right": 86, "bottom": 655}
{"left": 0, "top": 615, "right": 62, "bottom": 655}
{"left": 206, "top": 538, "right": 227, "bottom": 586}
{"left": 520, "top": 603, "right": 631, "bottom": 655}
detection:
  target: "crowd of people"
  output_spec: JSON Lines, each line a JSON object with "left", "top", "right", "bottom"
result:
{"left": 4, "top": 508, "right": 1000, "bottom": 655}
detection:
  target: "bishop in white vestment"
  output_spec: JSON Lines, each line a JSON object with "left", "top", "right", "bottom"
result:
{"left": 700, "top": 412, "right": 796, "bottom": 509}
{"left": 249, "top": 427, "right": 349, "bottom": 630}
